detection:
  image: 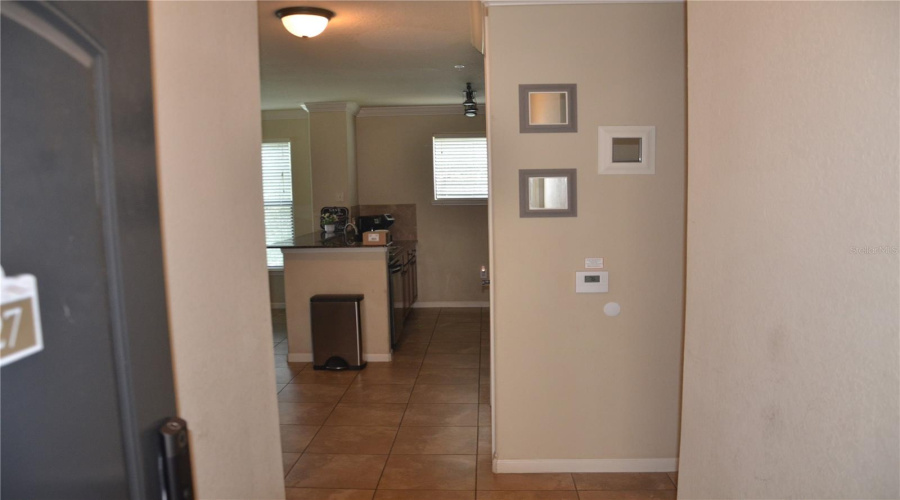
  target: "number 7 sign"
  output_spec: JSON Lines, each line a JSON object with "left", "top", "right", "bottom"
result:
{"left": 1, "top": 269, "right": 43, "bottom": 367}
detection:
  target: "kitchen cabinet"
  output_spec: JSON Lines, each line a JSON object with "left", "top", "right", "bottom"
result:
{"left": 401, "top": 247, "right": 417, "bottom": 319}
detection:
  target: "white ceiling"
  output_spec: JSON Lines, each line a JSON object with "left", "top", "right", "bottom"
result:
{"left": 258, "top": 1, "right": 485, "bottom": 109}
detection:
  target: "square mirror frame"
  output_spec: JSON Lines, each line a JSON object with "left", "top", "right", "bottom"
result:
{"left": 519, "top": 168, "right": 578, "bottom": 218}
{"left": 519, "top": 84, "right": 578, "bottom": 133}
{"left": 598, "top": 126, "right": 656, "bottom": 175}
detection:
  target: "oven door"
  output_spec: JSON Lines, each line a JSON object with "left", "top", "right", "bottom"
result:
{"left": 389, "top": 260, "right": 404, "bottom": 346}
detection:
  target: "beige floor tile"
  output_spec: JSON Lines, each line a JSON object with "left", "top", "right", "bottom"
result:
{"left": 431, "top": 331, "right": 481, "bottom": 343}
{"left": 401, "top": 328, "right": 434, "bottom": 339}
{"left": 434, "top": 322, "right": 481, "bottom": 332}
{"left": 340, "top": 383, "right": 413, "bottom": 404}
{"left": 577, "top": 492, "right": 677, "bottom": 500}
{"left": 280, "top": 425, "right": 320, "bottom": 453}
{"left": 476, "top": 492, "right": 578, "bottom": 500}
{"left": 402, "top": 320, "right": 434, "bottom": 330}
{"left": 285, "top": 489, "right": 375, "bottom": 500}
{"left": 428, "top": 342, "right": 481, "bottom": 355}
{"left": 392, "top": 342, "right": 429, "bottom": 355}
{"left": 417, "top": 367, "right": 480, "bottom": 385}
{"left": 283, "top": 453, "right": 301, "bottom": 476}
{"left": 403, "top": 322, "right": 437, "bottom": 331}
{"left": 478, "top": 405, "right": 491, "bottom": 426}
{"left": 378, "top": 455, "right": 477, "bottom": 490}
{"left": 325, "top": 403, "right": 407, "bottom": 427}
{"left": 477, "top": 427, "right": 491, "bottom": 455}
{"left": 387, "top": 359, "right": 426, "bottom": 370}
{"left": 285, "top": 454, "right": 388, "bottom": 489}
{"left": 391, "top": 352, "right": 425, "bottom": 362}
{"left": 410, "top": 384, "right": 479, "bottom": 404}
{"left": 291, "top": 369, "right": 359, "bottom": 386}
{"left": 402, "top": 404, "right": 478, "bottom": 427}
{"left": 305, "top": 426, "right": 398, "bottom": 455}
{"left": 279, "top": 402, "right": 336, "bottom": 425}
{"left": 476, "top": 456, "right": 574, "bottom": 491}
{"left": 666, "top": 472, "right": 677, "bottom": 487}
{"left": 440, "top": 307, "right": 482, "bottom": 316}
{"left": 572, "top": 473, "right": 675, "bottom": 491}
{"left": 354, "top": 366, "right": 420, "bottom": 385}
{"left": 279, "top": 384, "right": 348, "bottom": 403}
{"left": 276, "top": 364, "right": 305, "bottom": 384}
{"left": 375, "top": 491, "right": 474, "bottom": 500}
{"left": 423, "top": 353, "right": 480, "bottom": 368}
{"left": 479, "top": 384, "right": 491, "bottom": 404}
{"left": 391, "top": 426, "right": 477, "bottom": 454}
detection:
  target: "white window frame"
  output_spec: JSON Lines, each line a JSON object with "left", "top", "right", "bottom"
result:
{"left": 262, "top": 140, "right": 293, "bottom": 269}
{"left": 432, "top": 133, "right": 489, "bottom": 205}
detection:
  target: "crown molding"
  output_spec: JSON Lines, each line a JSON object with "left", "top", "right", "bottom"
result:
{"left": 262, "top": 109, "right": 307, "bottom": 121}
{"left": 484, "top": 0, "right": 682, "bottom": 6}
{"left": 301, "top": 101, "right": 360, "bottom": 115}
{"left": 357, "top": 105, "right": 466, "bottom": 118}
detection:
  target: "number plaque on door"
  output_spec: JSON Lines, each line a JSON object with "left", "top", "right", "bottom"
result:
{"left": 1, "top": 268, "right": 44, "bottom": 367}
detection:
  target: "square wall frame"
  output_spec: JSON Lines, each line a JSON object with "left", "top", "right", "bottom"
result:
{"left": 599, "top": 126, "right": 656, "bottom": 175}
{"left": 519, "top": 84, "right": 578, "bottom": 133}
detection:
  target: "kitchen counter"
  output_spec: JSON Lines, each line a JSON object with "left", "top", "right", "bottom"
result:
{"left": 270, "top": 232, "right": 416, "bottom": 252}
{"left": 273, "top": 232, "right": 417, "bottom": 364}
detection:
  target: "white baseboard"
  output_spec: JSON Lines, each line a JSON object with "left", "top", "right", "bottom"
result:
{"left": 413, "top": 301, "right": 489, "bottom": 308}
{"left": 271, "top": 303, "right": 286, "bottom": 310}
{"left": 366, "top": 354, "right": 393, "bottom": 362}
{"left": 493, "top": 458, "right": 678, "bottom": 473}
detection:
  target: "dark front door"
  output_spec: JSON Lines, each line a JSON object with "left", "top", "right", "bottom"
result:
{"left": 1, "top": 2, "right": 177, "bottom": 498}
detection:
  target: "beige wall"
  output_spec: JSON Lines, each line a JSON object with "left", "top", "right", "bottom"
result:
{"left": 150, "top": 2, "right": 285, "bottom": 498}
{"left": 357, "top": 113, "right": 489, "bottom": 303}
{"left": 679, "top": 2, "right": 899, "bottom": 498}
{"left": 487, "top": 3, "right": 685, "bottom": 467}
{"left": 309, "top": 109, "right": 358, "bottom": 217}
{"left": 262, "top": 114, "right": 314, "bottom": 236}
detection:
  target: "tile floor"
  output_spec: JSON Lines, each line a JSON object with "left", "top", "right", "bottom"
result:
{"left": 272, "top": 308, "right": 678, "bottom": 500}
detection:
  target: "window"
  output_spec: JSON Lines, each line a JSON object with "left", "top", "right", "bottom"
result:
{"left": 432, "top": 134, "right": 488, "bottom": 203}
{"left": 261, "top": 141, "right": 293, "bottom": 268}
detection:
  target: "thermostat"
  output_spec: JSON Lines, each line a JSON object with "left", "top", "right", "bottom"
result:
{"left": 576, "top": 271, "right": 608, "bottom": 293}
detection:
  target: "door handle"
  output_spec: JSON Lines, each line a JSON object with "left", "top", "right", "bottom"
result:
{"left": 160, "top": 417, "right": 194, "bottom": 500}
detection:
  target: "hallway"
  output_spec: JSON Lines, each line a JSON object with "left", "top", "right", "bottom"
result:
{"left": 272, "top": 307, "right": 677, "bottom": 499}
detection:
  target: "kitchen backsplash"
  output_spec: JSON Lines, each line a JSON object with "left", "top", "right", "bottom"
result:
{"left": 359, "top": 204, "right": 417, "bottom": 241}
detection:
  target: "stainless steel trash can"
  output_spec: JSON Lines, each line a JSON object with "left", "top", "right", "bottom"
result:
{"left": 310, "top": 294, "right": 366, "bottom": 370}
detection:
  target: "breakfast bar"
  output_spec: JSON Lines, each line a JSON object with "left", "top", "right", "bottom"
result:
{"left": 270, "top": 232, "right": 416, "bottom": 364}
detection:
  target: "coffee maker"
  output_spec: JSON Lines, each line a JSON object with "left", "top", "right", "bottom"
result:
{"left": 356, "top": 214, "right": 394, "bottom": 241}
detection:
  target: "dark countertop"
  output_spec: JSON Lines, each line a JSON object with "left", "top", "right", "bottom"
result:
{"left": 270, "top": 232, "right": 416, "bottom": 251}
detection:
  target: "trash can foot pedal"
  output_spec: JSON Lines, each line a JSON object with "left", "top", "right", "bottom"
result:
{"left": 314, "top": 356, "right": 367, "bottom": 371}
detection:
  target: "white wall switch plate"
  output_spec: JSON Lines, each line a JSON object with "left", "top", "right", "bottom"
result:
{"left": 576, "top": 271, "right": 609, "bottom": 293}
{"left": 585, "top": 258, "right": 604, "bottom": 269}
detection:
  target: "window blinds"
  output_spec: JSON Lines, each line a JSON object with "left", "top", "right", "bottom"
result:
{"left": 262, "top": 142, "right": 293, "bottom": 268}
{"left": 433, "top": 135, "right": 488, "bottom": 201}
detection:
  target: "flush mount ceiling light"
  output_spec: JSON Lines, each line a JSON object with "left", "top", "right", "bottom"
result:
{"left": 463, "top": 82, "right": 478, "bottom": 118}
{"left": 276, "top": 7, "right": 335, "bottom": 38}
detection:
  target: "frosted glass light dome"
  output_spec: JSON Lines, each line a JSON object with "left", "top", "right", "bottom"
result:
{"left": 276, "top": 7, "right": 334, "bottom": 39}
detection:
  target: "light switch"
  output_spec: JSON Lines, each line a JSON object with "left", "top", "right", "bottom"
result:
{"left": 585, "top": 258, "right": 604, "bottom": 269}
{"left": 576, "top": 271, "right": 608, "bottom": 293}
